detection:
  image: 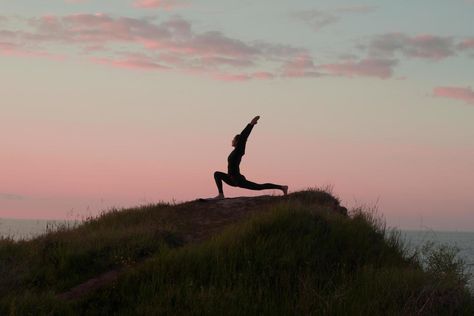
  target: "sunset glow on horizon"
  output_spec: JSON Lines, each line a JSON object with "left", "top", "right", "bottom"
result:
{"left": 1, "top": 0, "right": 473, "bottom": 231}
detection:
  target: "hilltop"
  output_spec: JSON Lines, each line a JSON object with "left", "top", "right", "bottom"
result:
{"left": 0, "top": 189, "right": 472, "bottom": 315}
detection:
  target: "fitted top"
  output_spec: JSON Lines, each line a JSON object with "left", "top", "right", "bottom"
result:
{"left": 227, "top": 123, "right": 254, "bottom": 176}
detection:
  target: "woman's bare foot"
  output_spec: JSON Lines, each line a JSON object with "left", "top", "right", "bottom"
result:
{"left": 282, "top": 185, "right": 288, "bottom": 196}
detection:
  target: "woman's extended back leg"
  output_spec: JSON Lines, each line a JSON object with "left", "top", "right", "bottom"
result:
{"left": 237, "top": 177, "right": 283, "bottom": 191}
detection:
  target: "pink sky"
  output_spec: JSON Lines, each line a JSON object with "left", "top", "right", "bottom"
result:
{"left": 1, "top": 0, "right": 474, "bottom": 231}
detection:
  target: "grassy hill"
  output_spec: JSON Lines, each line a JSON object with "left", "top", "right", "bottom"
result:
{"left": 0, "top": 189, "right": 472, "bottom": 315}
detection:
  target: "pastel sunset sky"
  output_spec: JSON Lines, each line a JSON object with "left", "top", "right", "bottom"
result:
{"left": 1, "top": 0, "right": 473, "bottom": 230}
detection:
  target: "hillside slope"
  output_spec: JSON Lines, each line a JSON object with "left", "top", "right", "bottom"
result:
{"left": 0, "top": 189, "right": 472, "bottom": 315}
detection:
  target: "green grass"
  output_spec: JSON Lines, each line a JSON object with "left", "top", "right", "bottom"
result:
{"left": 1, "top": 190, "right": 472, "bottom": 315}
{"left": 0, "top": 203, "right": 179, "bottom": 296}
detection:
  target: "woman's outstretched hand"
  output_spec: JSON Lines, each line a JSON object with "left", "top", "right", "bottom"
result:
{"left": 250, "top": 116, "right": 260, "bottom": 125}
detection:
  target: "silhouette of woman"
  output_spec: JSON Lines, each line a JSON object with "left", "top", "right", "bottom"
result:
{"left": 213, "top": 116, "right": 288, "bottom": 199}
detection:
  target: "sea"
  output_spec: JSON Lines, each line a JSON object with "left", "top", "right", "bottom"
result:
{"left": 1, "top": 218, "right": 473, "bottom": 291}
{"left": 402, "top": 230, "right": 474, "bottom": 292}
{"left": 0, "top": 218, "right": 81, "bottom": 241}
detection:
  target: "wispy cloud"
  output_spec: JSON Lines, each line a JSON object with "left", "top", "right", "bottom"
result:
{"left": 211, "top": 71, "right": 275, "bottom": 82}
{"left": 321, "top": 58, "right": 398, "bottom": 79}
{"left": 433, "top": 86, "right": 474, "bottom": 105}
{"left": 458, "top": 38, "right": 474, "bottom": 50}
{"left": 0, "top": 193, "right": 25, "bottom": 201}
{"left": 334, "top": 5, "right": 378, "bottom": 14}
{"left": 0, "top": 40, "right": 66, "bottom": 60}
{"left": 368, "top": 33, "right": 456, "bottom": 60}
{"left": 282, "top": 54, "right": 320, "bottom": 78}
{"left": 0, "top": 41, "right": 16, "bottom": 50}
{"left": 291, "top": 5, "right": 377, "bottom": 31}
{"left": 333, "top": 32, "right": 474, "bottom": 79}
{"left": 290, "top": 10, "right": 339, "bottom": 31}
{"left": 90, "top": 55, "right": 168, "bottom": 70}
{"left": 133, "top": 0, "right": 188, "bottom": 10}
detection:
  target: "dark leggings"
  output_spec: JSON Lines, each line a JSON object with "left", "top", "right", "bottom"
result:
{"left": 214, "top": 171, "right": 282, "bottom": 194}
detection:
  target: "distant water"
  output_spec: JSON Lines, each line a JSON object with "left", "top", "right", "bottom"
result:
{"left": 0, "top": 218, "right": 80, "bottom": 241}
{"left": 402, "top": 230, "right": 474, "bottom": 292}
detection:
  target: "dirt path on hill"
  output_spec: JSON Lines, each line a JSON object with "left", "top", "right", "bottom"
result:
{"left": 57, "top": 193, "right": 346, "bottom": 301}
{"left": 57, "top": 195, "right": 285, "bottom": 300}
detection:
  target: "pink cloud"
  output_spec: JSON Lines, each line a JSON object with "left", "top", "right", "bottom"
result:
{"left": 254, "top": 42, "right": 308, "bottom": 59}
{"left": 0, "top": 40, "right": 65, "bottom": 60}
{"left": 409, "top": 35, "right": 456, "bottom": 59}
{"left": 82, "top": 44, "right": 106, "bottom": 53}
{"left": 433, "top": 86, "right": 474, "bottom": 105}
{"left": 24, "top": 13, "right": 171, "bottom": 44}
{"left": 91, "top": 55, "right": 168, "bottom": 70}
{"left": 175, "top": 31, "right": 259, "bottom": 57}
{"left": 370, "top": 33, "right": 455, "bottom": 60}
{"left": 0, "top": 41, "right": 17, "bottom": 51}
{"left": 25, "top": 14, "right": 260, "bottom": 60}
{"left": 133, "top": 0, "right": 187, "bottom": 10}
{"left": 252, "top": 71, "right": 274, "bottom": 80}
{"left": 1, "top": 14, "right": 311, "bottom": 81}
{"left": 11, "top": 14, "right": 427, "bottom": 82}
{"left": 211, "top": 71, "right": 275, "bottom": 82}
{"left": 200, "top": 56, "right": 254, "bottom": 67}
{"left": 321, "top": 58, "right": 397, "bottom": 79}
{"left": 212, "top": 72, "right": 251, "bottom": 82}
{"left": 282, "top": 54, "right": 320, "bottom": 77}
{"left": 458, "top": 38, "right": 474, "bottom": 50}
